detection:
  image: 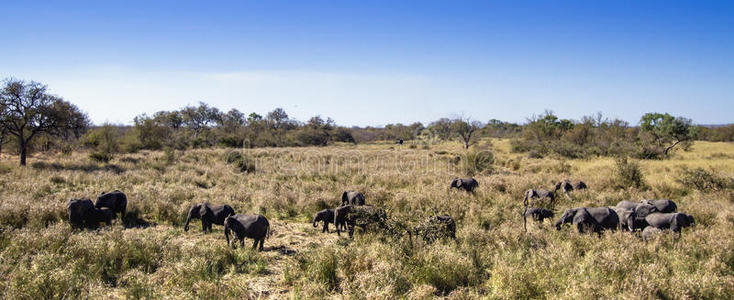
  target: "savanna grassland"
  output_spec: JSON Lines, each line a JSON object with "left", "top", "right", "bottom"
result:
{"left": 1, "top": 139, "right": 734, "bottom": 299}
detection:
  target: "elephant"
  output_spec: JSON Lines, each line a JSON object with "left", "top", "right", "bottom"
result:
{"left": 555, "top": 207, "right": 620, "bottom": 234}
{"left": 615, "top": 200, "right": 639, "bottom": 211}
{"left": 341, "top": 191, "right": 366, "bottom": 206}
{"left": 524, "top": 207, "right": 554, "bottom": 223}
{"left": 554, "top": 180, "right": 588, "bottom": 198}
{"left": 641, "top": 199, "right": 677, "bottom": 213}
{"left": 642, "top": 226, "right": 662, "bottom": 241}
{"left": 644, "top": 212, "right": 694, "bottom": 233}
{"left": 334, "top": 205, "right": 388, "bottom": 238}
{"left": 223, "top": 214, "right": 270, "bottom": 251}
{"left": 523, "top": 189, "right": 555, "bottom": 206}
{"left": 184, "top": 203, "right": 235, "bottom": 232}
{"left": 450, "top": 178, "right": 479, "bottom": 192}
{"left": 312, "top": 209, "right": 337, "bottom": 233}
{"left": 68, "top": 199, "right": 115, "bottom": 229}
{"left": 95, "top": 190, "right": 127, "bottom": 219}
{"left": 613, "top": 207, "right": 640, "bottom": 231}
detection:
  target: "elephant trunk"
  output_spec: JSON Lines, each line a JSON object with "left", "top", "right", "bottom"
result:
{"left": 184, "top": 207, "right": 195, "bottom": 232}
{"left": 312, "top": 215, "right": 319, "bottom": 228}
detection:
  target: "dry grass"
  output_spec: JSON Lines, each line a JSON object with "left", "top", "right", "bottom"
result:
{"left": 1, "top": 139, "right": 733, "bottom": 298}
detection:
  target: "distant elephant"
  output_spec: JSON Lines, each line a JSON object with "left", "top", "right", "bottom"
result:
{"left": 184, "top": 203, "right": 235, "bottom": 232}
{"left": 397, "top": 139, "right": 404, "bottom": 145}
{"left": 642, "top": 226, "right": 662, "bottom": 241}
{"left": 613, "top": 207, "right": 639, "bottom": 231}
{"left": 312, "top": 209, "right": 336, "bottom": 233}
{"left": 554, "top": 180, "right": 588, "bottom": 198}
{"left": 555, "top": 207, "right": 620, "bottom": 234}
{"left": 524, "top": 207, "right": 554, "bottom": 223}
{"left": 224, "top": 214, "right": 270, "bottom": 251}
{"left": 524, "top": 189, "right": 555, "bottom": 206}
{"left": 641, "top": 199, "right": 677, "bottom": 213}
{"left": 334, "top": 205, "right": 388, "bottom": 238}
{"left": 341, "top": 191, "right": 366, "bottom": 206}
{"left": 68, "top": 199, "right": 114, "bottom": 229}
{"left": 95, "top": 190, "right": 127, "bottom": 219}
{"left": 450, "top": 178, "right": 479, "bottom": 192}
{"left": 644, "top": 212, "right": 694, "bottom": 233}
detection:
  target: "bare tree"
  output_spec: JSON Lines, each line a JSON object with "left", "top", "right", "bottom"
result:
{"left": 0, "top": 78, "right": 89, "bottom": 165}
{"left": 451, "top": 118, "right": 482, "bottom": 149}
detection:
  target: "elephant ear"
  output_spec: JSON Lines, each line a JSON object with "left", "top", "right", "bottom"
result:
{"left": 199, "top": 205, "right": 212, "bottom": 218}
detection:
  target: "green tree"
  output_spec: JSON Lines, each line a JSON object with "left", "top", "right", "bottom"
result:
{"left": 639, "top": 112, "right": 696, "bottom": 157}
{"left": 452, "top": 118, "right": 482, "bottom": 149}
{"left": 0, "top": 78, "right": 89, "bottom": 165}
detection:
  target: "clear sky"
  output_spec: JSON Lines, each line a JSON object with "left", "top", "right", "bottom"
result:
{"left": 1, "top": 0, "right": 733, "bottom": 126}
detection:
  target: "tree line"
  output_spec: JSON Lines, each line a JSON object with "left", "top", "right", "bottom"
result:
{"left": 1, "top": 78, "right": 732, "bottom": 166}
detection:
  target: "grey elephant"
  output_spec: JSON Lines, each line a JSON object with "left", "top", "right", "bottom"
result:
{"left": 524, "top": 207, "right": 554, "bottom": 223}
{"left": 312, "top": 209, "right": 337, "bottom": 233}
{"left": 613, "top": 207, "right": 639, "bottom": 231}
{"left": 95, "top": 190, "right": 127, "bottom": 219}
{"left": 554, "top": 179, "right": 588, "bottom": 198}
{"left": 68, "top": 199, "right": 115, "bottom": 229}
{"left": 555, "top": 207, "right": 620, "bottom": 234}
{"left": 224, "top": 214, "right": 270, "bottom": 251}
{"left": 641, "top": 199, "right": 677, "bottom": 213}
{"left": 642, "top": 226, "right": 662, "bottom": 241}
{"left": 341, "top": 191, "right": 366, "bottom": 206}
{"left": 644, "top": 212, "right": 694, "bottom": 233}
{"left": 524, "top": 189, "right": 555, "bottom": 206}
{"left": 184, "top": 203, "right": 235, "bottom": 232}
{"left": 334, "top": 205, "right": 388, "bottom": 238}
{"left": 615, "top": 200, "right": 639, "bottom": 211}
{"left": 450, "top": 178, "right": 479, "bottom": 192}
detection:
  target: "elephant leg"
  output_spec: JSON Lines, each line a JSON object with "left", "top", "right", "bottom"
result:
{"left": 258, "top": 239, "right": 264, "bottom": 251}
{"left": 202, "top": 221, "right": 208, "bottom": 233}
{"left": 240, "top": 238, "right": 245, "bottom": 249}
{"left": 252, "top": 238, "right": 259, "bottom": 249}
{"left": 322, "top": 223, "right": 328, "bottom": 233}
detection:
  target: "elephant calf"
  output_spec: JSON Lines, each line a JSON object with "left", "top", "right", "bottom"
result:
{"left": 341, "top": 191, "right": 366, "bottom": 206}
{"left": 641, "top": 199, "right": 677, "bottom": 214}
{"left": 334, "top": 205, "right": 388, "bottom": 238}
{"left": 95, "top": 190, "right": 127, "bottom": 219}
{"left": 185, "top": 203, "right": 236, "bottom": 232}
{"left": 450, "top": 178, "right": 479, "bottom": 192}
{"left": 224, "top": 214, "right": 270, "bottom": 251}
{"left": 555, "top": 207, "right": 619, "bottom": 234}
{"left": 68, "top": 199, "right": 115, "bottom": 229}
{"left": 613, "top": 207, "right": 640, "bottom": 231}
{"left": 554, "top": 179, "right": 587, "bottom": 198}
{"left": 524, "top": 207, "right": 554, "bottom": 223}
{"left": 524, "top": 189, "right": 555, "bottom": 206}
{"left": 312, "top": 209, "right": 336, "bottom": 233}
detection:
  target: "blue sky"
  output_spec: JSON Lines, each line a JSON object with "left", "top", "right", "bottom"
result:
{"left": 1, "top": 0, "right": 733, "bottom": 126}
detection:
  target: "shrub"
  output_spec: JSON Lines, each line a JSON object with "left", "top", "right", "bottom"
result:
{"left": 224, "top": 150, "right": 255, "bottom": 173}
{"left": 88, "top": 151, "right": 113, "bottom": 163}
{"left": 463, "top": 149, "right": 494, "bottom": 175}
{"left": 614, "top": 157, "right": 646, "bottom": 189}
{"left": 677, "top": 167, "right": 732, "bottom": 191}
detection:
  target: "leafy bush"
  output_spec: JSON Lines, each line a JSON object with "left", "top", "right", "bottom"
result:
{"left": 614, "top": 157, "right": 646, "bottom": 189}
{"left": 88, "top": 151, "right": 113, "bottom": 163}
{"left": 677, "top": 167, "right": 732, "bottom": 191}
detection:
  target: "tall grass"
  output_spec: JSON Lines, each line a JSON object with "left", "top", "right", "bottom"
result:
{"left": 0, "top": 140, "right": 733, "bottom": 298}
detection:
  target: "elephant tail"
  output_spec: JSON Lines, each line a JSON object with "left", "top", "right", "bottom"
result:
{"left": 265, "top": 222, "right": 271, "bottom": 240}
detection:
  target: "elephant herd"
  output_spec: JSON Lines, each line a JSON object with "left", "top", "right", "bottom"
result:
{"left": 67, "top": 175, "right": 696, "bottom": 252}
{"left": 520, "top": 179, "right": 696, "bottom": 239}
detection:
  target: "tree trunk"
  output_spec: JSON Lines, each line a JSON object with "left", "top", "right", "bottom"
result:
{"left": 19, "top": 137, "right": 27, "bottom": 166}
